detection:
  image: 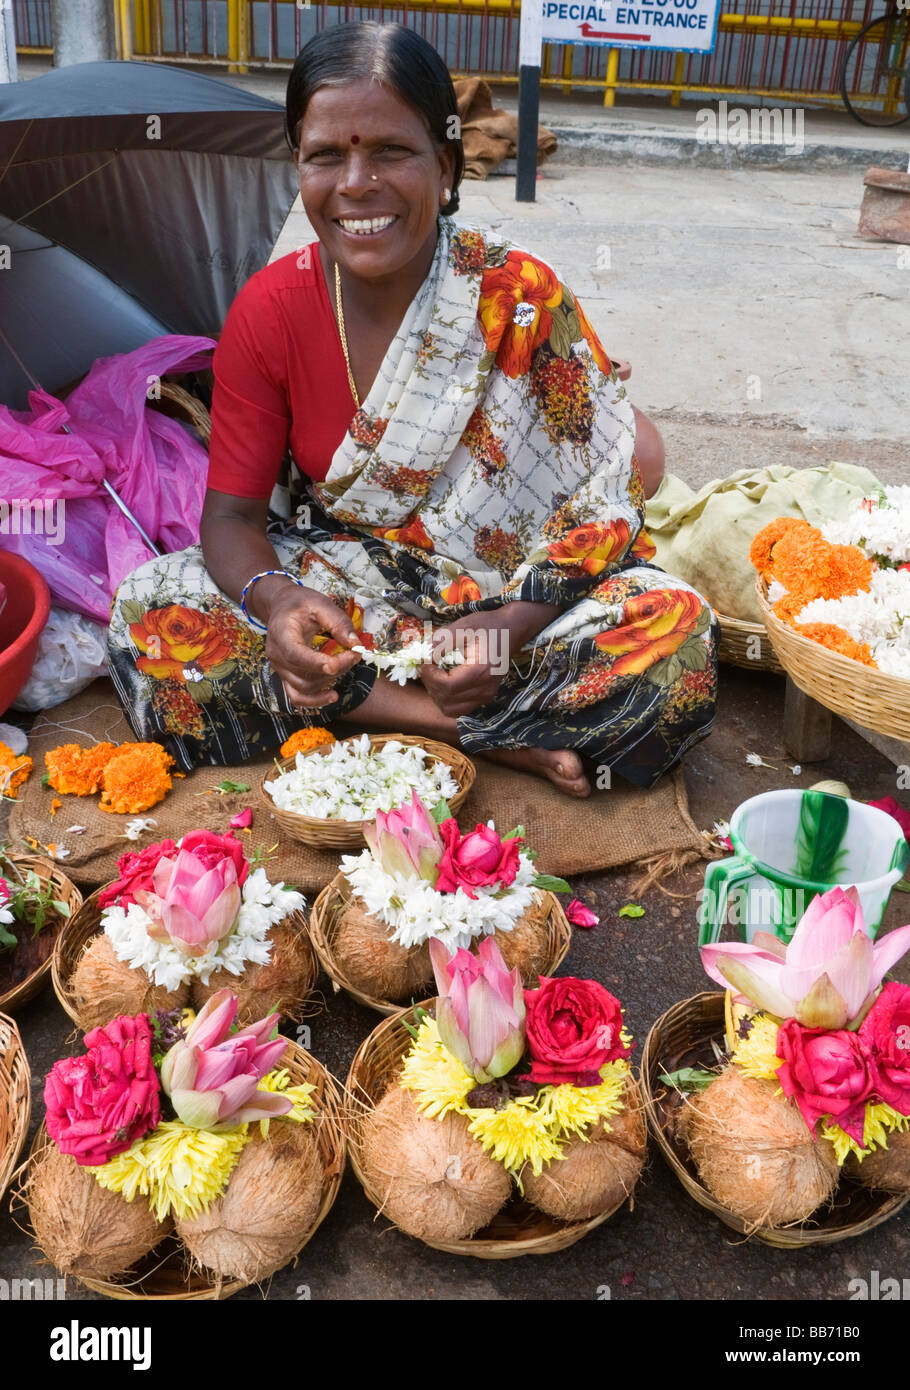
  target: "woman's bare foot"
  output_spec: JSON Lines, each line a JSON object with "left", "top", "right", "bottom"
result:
{"left": 339, "top": 674, "right": 592, "bottom": 797}
{"left": 483, "top": 746, "right": 592, "bottom": 798}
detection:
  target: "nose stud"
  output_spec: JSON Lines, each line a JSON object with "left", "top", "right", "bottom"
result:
{"left": 370, "top": 174, "right": 378, "bottom": 182}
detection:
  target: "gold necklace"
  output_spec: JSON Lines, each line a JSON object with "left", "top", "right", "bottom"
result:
{"left": 334, "top": 261, "right": 360, "bottom": 409}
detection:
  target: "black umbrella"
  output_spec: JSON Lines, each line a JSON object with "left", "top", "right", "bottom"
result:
{"left": 0, "top": 60, "right": 299, "bottom": 408}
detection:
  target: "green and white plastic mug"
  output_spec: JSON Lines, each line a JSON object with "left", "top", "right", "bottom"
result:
{"left": 698, "top": 789, "right": 908, "bottom": 946}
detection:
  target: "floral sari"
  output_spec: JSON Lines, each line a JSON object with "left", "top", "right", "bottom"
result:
{"left": 108, "top": 218, "right": 717, "bottom": 786}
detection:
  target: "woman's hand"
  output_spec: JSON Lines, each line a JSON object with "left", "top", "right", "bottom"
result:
{"left": 419, "top": 602, "right": 562, "bottom": 718}
{"left": 264, "top": 583, "right": 361, "bottom": 709}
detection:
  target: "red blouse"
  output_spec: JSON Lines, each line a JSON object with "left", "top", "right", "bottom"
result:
{"left": 207, "top": 243, "right": 354, "bottom": 498}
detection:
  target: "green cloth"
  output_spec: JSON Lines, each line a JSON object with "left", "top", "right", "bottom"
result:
{"left": 644, "top": 462, "right": 882, "bottom": 623}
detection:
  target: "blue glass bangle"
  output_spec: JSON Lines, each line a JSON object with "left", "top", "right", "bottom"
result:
{"left": 239, "top": 569, "right": 304, "bottom": 631}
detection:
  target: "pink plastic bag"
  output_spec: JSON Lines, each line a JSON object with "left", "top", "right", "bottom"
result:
{"left": 0, "top": 336, "right": 215, "bottom": 623}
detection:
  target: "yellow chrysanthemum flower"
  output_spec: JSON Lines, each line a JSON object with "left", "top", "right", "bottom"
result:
{"left": 822, "top": 1104, "right": 910, "bottom": 1166}
{"left": 256, "top": 1069, "right": 316, "bottom": 1135}
{"left": 399, "top": 1019, "right": 475, "bottom": 1118}
{"left": 92, "top": 1121, "right": 248, "bottom": 1222}
{"left": 730, "top": 1012, "right": 783, "bottom": 1083}
{"left": 468, "top": 1099, "right": 565, "bottom": 1177}
{"left": 533, "top": 1061, "right": 629, "bottom": 1140}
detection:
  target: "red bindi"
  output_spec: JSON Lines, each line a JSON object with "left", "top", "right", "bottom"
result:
{"left": 350, "top": 134, "right": 360, "bottom": 145}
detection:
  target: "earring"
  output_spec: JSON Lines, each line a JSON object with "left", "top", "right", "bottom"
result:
{"left": 441, "top": 187, "right": 451, "bottom": 204}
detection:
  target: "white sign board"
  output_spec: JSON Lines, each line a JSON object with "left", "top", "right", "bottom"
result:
{"left": 540, "top": 0, "right": 721, "bottom": 54}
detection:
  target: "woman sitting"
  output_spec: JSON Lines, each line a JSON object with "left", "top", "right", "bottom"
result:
{"left": 108, "top": 22, "right": 716, "bottom": 797}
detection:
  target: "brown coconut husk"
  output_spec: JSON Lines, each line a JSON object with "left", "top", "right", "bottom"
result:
{"left": 521, "top": 1077, "right": 647, "bottom": 1222}
{"left": 191, "top": 916, "right": 315, "bottom": 1025}
{"left": 69, "top": 933, "right": 189, "bottom": 1032}
{"left": 334, "top": 899, "right": 432, "bottom": 1003}
{"left": 680, "top": 1066, "right": 839, "bottom": 1228}
{"left": 361, "top": 1084, "right": 511, "bottom": 1241}
{"left": 492, "top": 896, "right": 551, "bottom": 984}
{"left": 27, "top": 1142, "right": 167, "bottom": 1280}
{"left": 176, "top": 1120, "right": 323, "bottom": 1282}
{"left": 846, "top": 1127, "right": 910, "bottom": 1193}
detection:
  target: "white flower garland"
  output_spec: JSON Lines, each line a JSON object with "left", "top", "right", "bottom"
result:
{"left": 102, "top": 867, "right": 305, "bottom": 993}
{"left": 266, "top": 733, "right": 459, "bottom": 821}
{"left": 793, "top": 568, "right": 910, "bottom": 677}
{"left": 339, "top": 848, "right": 540, "bottom": 952}
{"left": 822, "top": 487, "right": 910, "bottom": 566}
{"left": 352, "top": 639, "right": 465, "bottom": 686}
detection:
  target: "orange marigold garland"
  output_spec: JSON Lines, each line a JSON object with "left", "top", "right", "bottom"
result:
{"left": 0, "top": 741, "right": 33, "bottom": 799}
{"left": 99, "top": 743, "right": 175, "bottom": 815}
{"left": 748, "top": 517, "right": 810, "bottom": 581}
{"left": 45, "top": 742, "right": 118, "bottom": 796}
{"left": 793, "top": 623, "right": 877, "bottom": 667}
{"left": 280, "top": 727, "right": 337, "bottom": 758}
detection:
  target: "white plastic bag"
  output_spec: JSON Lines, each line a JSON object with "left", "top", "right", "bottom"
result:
{"left": 13, "top": 607, "right": 109, "bottom": 712}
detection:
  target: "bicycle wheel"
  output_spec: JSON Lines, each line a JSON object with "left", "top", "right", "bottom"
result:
{"left": 841, "top": 11, "right": 910, "bottom": 127}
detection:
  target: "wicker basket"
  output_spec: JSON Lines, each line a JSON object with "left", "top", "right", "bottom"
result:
{"left": 52, "top": 886, "right": 317, "bottom": 1028}
{"left": 155, "top": 379, "right": 212, "bottom": 446}
{"left": 345, "top": 1005, "right": 636, "bottom": 1258}
{"left": 0, "top": 1012, "right": 30, "bottom": 1204}
{"left": 716, "top": 612, "right": 783, "bottom": 674}
{"left": 757, "top": 577, "right": 910, "bottom": 740}
{"left": 0, "top": 855, "right": 83, "bottom": 1014}
{"left": 260, "top": 732, "right": 476, "bottom": 850}
{"left": 310, "top": 873, "right": 571, "bottom": 1015}
{"left": 15, "top": 1038, "right": 345, "bottom": 1300}
{"left": 641, "top": 991, "right": 907, "bottom": 1248}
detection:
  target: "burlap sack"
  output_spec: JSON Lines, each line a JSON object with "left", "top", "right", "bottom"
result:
{"left": 10, "top": 680, "right": 705, "bottom": 896}
{"left": 454, "top": 77, "right": 557, "bottom": 180}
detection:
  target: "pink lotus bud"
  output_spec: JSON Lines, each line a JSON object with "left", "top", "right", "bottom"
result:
{"left": 364, "top": 790, "right": 444, "bottom": 881}
{"left": 135, "top": 847, "right": 242, "bottom": 955}
{"left": 430, "top": 936, "right": 526, "bottom": 1083}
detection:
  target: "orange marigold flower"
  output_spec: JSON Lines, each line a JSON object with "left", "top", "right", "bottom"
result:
{"left": 99, "top": 743, "right": 174, "bottom": 815}
{"left": 793, "top": 622, "right": 877, "bottom": 667}
{"left": 281, "top": 727, "right": 337, "bottom": 758}
{"left": 50, "top": 797, "right": 62, "bottom": 817}
{"left": 44, "top": 742, "right": 117, "bottom": 796}
{"left": 0, "top": 741, "right": 33, "bottom": 799}
{"left": 753, "top": 518, "right": 873, "bottom": 604}
{"left": 749, "top": 517, "right": 810, "bottom": 578}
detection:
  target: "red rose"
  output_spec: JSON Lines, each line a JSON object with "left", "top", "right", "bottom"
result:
{"left": 434, "top": 820, "right": 522, "bottom": 899}
{"left": 523, "top": 976, "right": 631, "bottom": 1087}
{"left": 98, "top": 838, "right": 179, "bottom": 910}
{"left": 859, "top": 982, "right": 910, "bottom": 1115}
{"left": 776, "top": 1018, "right": 877, "bottom": 1144}
{"left": 177, "top": 829, "right": 249, "bottom": 888}
{"left": 44, "top": 1013, "right": 161, "bottom": 1167}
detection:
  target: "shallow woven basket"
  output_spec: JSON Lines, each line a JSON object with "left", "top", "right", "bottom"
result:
{"left": 0, "top": 1012, "right": 30, "bottom": 1203}
{"left": 345, "top": 1004, "right": 637, "bottom": 1258}
{"left": 757, "top": 576, "right": 910, "bottom": 739}
{"left": 310, "top": 874, "right": 571, "bottom": 1015}
{"left": 52, "top": 886, "right": 317, "bottom": 1027}
{"left": 641, "top": 991, "right": 907, "bottom": 1248}
{"left": 716, "top": 612, "right": 783, "bottom": 674}
{"left": 156, "top": 379, "right": 212, "bottom": 446}
{"left": 15, "top": 1038, "right": 345, "bottom": 1300}
{"left": 260, "top": 733, "right": 476, "bottom": 850}
{"left": 0, "top": 855, "right": 83, "bottom": 1014}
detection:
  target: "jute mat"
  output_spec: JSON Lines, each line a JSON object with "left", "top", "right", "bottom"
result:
{"left": 10, "top": 680, "right": 707, "bottom": 896}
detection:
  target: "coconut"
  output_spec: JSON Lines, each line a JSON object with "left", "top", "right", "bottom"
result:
{"left": 846, "top": 1128, "right": 910, "bottom": 1193}
{"left": 191, "top": 915, "right": 317, "bottom": 1024}
{"left": 176, "top": 1121, "right": 324, "bottom": 1282}
{"left": 680, "top": 1066, "right": 839, "bottom": 1227}
{"left": 70, "top": 933, "right": 188, "bottom": 1031}
{"left": 28, "top": 1142, "right": 166, "bottom": 1281}
{"left": 360, "top": 1084, "right": 511, "bottom": 1242}
{"left": 493, "top": 895, "right": 552, "bottom": 984}
{"left": 333, "top": 898, "right": 432, "bottom": 1003}
{"left": 522, "top": 1077, "right": 647, "bottom": 1222}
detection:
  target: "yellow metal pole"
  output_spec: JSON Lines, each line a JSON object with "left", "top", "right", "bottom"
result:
{"left": 603, "top": 47, "right": 618, "bottom": 107}
{"left": 228, "top": 0, "right": 250, "bottom": 74}
{"left": 133, "top": 0, "right": 150, "bottom": 54}
{"left": 561, "top": 43, "right": 573, "bottom": 95}
{"left": 670, "top": 51, "right": 685, "bottom": 107}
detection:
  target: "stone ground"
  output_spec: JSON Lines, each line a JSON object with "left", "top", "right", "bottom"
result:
{"left": 3, "top": 63, "right": 910, "bottom": 1302}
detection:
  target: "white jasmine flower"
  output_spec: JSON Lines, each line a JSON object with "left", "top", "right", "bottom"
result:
{"left": 50, "top": 845, "right": 71, "bottom": 860}
{"left": 352, "top": 639, "right": 434, "bottom": 686}
{"left": 339, "top": 849, "right": 540, "bottom": 953}
{"left": 102, "top": 870, "right": 305, "bottom": 990}
{"left": 267, "top": 733, "right": 458, "bottom": 821}
{"left": 793, "top": 567, "right": 910, "bottom": 677}
{"left": 124, "top": 817, "right": 158, "bottom": 841}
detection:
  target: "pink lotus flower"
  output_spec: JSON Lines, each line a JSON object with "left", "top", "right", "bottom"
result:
{"left": 159, "top": 989, "right": 291, "bottom": 1129}
{"left": 229, "top": 806, "right": 253, "bottom": 830}
{"left": 566, "top": 899, "right": 598, "bottom": 929}
{"left": 430, "top": 936, "right": 526, "bottom": 1082}
{"left": 134, "top": 847, "right": 242, "bottom": 955}
{"left": 44, "top": 1013, "right": 161, "bottom": 1166}
{"left": 701, "top": 886, "right": 910, "bottom": 1029}
{"left": 364, "top": 790, "right": 444, "bottom": 881}
{"left": 435, "top": 821, "right": 522, "bottom": 899}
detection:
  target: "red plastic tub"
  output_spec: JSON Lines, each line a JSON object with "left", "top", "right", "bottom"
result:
{"left": 0, "top": 549, "right": 51, "bottom": 715}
